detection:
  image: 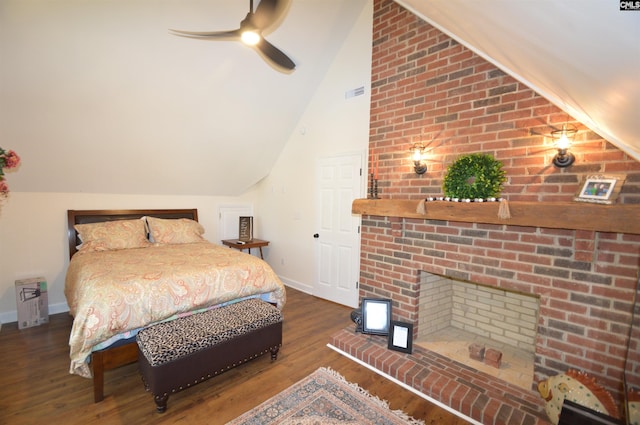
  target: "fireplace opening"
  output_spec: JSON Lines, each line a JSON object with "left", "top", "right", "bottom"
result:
{"left": 416, "top": 271, "right": 540, "bottom": 390}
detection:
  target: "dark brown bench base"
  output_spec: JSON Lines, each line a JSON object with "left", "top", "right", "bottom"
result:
{"left": 137, "top": 300, "right": 283, "bottom": 413}
{"left": 139, "top": 322, "right": 281, "bottom": 412}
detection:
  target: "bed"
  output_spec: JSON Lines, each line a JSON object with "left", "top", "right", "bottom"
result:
{"left": 64, "top": 208, "right": 286, "bottom": 402}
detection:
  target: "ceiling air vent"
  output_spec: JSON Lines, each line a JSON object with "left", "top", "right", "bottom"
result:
{"left": 345, "top": 86, "right": 365, "bottom": 99}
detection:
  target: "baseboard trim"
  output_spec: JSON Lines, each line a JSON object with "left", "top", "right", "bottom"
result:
{"left": 0, "top": 301, "right": 69, "bottom": 326}
{"left": 280, "top": 277, "right": 312, "bottom": 295}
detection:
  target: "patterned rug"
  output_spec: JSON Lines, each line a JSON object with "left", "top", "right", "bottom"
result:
{"left": 226, "top": 367, "right": 424, "bottom": 425}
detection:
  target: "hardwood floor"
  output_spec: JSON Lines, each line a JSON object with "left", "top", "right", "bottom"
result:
{"left": 0, "top": 288, "right": 469, "bottom": 424}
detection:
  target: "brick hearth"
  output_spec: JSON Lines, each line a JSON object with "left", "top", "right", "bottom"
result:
{"left": 331, "top": 327, "right": 551, "bottom": 425}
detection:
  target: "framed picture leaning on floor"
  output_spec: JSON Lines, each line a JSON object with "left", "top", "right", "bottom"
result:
{"left": 388, "top": 321, "right": 413, "bottom": 354}
{"left": 361, "top": 298, "right": 392, "bottom": 335}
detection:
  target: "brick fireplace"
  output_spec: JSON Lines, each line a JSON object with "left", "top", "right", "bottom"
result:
{"left": 417, "top": 272, "right": 539, "bottom": 355}
{"left": 342, "top": 1, "right": 640, "bottom": 423}
{"left": 333, "top": 209, "right": 640, "bottom": 424}
{"left": 417, "top": 271, "right": 539, "bottom": 389}
{"left": 356, "top": 211, "right": 639, "bottom": 398}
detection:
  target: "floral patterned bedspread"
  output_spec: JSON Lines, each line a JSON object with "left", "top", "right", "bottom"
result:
{"left": 64, "top": 241, "right": 286, "bottom": 378}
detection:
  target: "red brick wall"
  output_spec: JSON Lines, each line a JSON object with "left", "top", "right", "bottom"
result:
{"left": 360, "top": 0, "right": 640, "bottom": 400}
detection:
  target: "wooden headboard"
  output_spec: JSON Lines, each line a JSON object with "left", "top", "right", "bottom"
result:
{"left": 67, "top": 208, "right": 199, "bottom": 259}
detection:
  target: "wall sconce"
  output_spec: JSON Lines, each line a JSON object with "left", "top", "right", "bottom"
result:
{"left": 551, "top": 124, "right": 577, "bottom": 168}
{"left": 412, "top": 143, "right": 427, "bottom": 174}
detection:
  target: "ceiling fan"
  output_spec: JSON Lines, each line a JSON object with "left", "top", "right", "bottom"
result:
{"left": 170, "top": 0, "right": 295, "bottom": 71}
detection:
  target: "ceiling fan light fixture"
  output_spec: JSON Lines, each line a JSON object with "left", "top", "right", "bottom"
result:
{"left": 241, "top": 30, "right": 261, "bottom": 45}
{"left": 170, "top": 0, "right": 295, "bottom": 71}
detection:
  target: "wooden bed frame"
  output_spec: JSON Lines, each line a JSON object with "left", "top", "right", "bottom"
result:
{"left": 66, "top": 208, "right": 199, "bottom": 403}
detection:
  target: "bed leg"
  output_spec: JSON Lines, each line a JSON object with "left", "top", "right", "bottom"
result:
{"left": 92, "top": 351, "right": 105, "bottom": 403}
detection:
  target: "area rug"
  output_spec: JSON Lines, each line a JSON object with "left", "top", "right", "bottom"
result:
{"left": 226, "top": 367, "right": 424, "bottom": 425}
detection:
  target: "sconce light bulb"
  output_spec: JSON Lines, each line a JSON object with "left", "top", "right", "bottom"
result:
{"left": 556, "top": 133, "right": 571, "bottom": 150}
{"left": 411, "top": 142, "right": 427, "bottom": 174}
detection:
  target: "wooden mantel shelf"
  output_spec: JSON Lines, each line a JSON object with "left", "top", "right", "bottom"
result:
{"left": 352, "top": 198, "right": 640, "bottom": 235}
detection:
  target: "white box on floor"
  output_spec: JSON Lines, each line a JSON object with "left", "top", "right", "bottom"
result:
{"left": 15, "top": 277, "right": 49, "bottom": 329}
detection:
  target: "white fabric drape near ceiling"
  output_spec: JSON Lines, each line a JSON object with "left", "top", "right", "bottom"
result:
{"left": 396, "top": 0, "right": 640, "bottom": 161}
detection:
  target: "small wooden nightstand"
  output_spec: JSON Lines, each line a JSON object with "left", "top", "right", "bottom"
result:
{"left": 221, "top": 239, "right": 269, "bottom": 259}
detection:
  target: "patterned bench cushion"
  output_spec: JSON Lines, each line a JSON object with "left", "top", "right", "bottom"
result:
{"left": 137, "top": 298, "right": 283, "bottom": 367}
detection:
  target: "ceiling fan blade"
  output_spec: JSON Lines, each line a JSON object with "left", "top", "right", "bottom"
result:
{"left": 252, "top": 0, "right": 288, "bottom": 30}
{"left": 255, "top": 37, "right": 295, "bottom": 70}
{"left": 169, "top": 28, "right": 241, "bottom": 39}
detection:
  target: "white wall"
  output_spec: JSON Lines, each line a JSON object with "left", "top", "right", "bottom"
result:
{"left": 0, "top": 192, "right": 254, "bottom": 324}
{"left": 253, "top": 1, "right": 373, "bottom": 295}
{"left": 0, "top": 0, "right": 373, "bottom": 324}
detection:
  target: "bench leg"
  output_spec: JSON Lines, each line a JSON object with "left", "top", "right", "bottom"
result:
{"left": 270, "top": 346, "right": 280, "bottom": 361}
{"left": 154, "top": 394, "right": 169, "bottom": 413}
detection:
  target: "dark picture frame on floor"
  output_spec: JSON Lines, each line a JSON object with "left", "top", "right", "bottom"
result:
{"left": 388, "top": 321, "right": 413, "bottom": 354}
{"left": 361, "top": 298, "right": 392, "bottom": 335}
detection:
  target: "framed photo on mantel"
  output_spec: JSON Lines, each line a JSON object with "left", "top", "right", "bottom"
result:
{"left": 574, "top": 174, "right": 626, "bottom": 205}
{"left": 239, "top": 216, "right": 253, "bottom": 242}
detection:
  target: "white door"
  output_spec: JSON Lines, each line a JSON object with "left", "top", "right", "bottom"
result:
{"left": 314, "top": 153, "right": 363, "bottom": 308}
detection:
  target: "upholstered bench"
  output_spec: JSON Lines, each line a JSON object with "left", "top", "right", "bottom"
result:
{"left": 136, "top": 298, "right": 283, "bottom": 413}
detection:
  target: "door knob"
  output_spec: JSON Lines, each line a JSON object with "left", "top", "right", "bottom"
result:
{"left": 313, "top": 233, "right": 319, "bottom": 238}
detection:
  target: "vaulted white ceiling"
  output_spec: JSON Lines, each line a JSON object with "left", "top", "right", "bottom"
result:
{"left": 2, "top": 0, "right": 638, "bottom": 197}
{"left": 1, "top": 0, "right": 369, "bottom": 196}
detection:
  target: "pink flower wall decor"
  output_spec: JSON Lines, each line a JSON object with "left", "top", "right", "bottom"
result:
{"left": 0, "top": 146, "right": 21, "bottom": 197}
